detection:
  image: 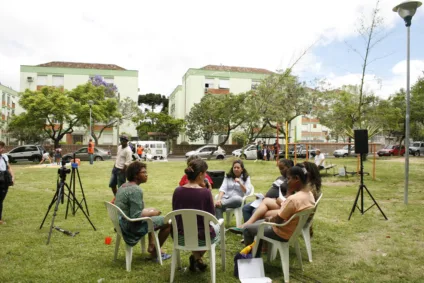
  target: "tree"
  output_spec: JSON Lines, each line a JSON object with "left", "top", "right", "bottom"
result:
{"left": 344, "top": 0, "right": 389, "bottom": 127}
{"left": 136, "top": 112, "right": 184, "bottom": 139}
{"left": 17, "top": 87, "right": 83, "bottom": 148}
{"left": 138, "top": 93, "right": 168, "bottom": 112}
{"left": 253, "top": 71, "right": 312, "bottom": 142}
{"left": 185, "top": 93, "right": 247, "bottom": 147}
{"left": 77, "top": 77, "right": 140, "bottom": 145}
{"left": 7, "top": 113, "right": 49, "bottom": 144}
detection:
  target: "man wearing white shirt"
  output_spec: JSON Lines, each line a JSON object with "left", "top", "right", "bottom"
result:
{"left": 109, "top": 135, "right": 133, "bottom": 195}
{"left": 314, "top": 149, "right": 325, "bottom": 170}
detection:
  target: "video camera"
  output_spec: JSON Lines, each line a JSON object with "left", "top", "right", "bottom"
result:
{"left": 58, "top": 158, "right": 71, "bottom": 180}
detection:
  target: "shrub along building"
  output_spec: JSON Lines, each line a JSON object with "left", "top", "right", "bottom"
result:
{"left": 19, "top": 61, "right": 139, "bottom": 145}
{"left": 169, "top": 65, "right": 330, "bottom": 145}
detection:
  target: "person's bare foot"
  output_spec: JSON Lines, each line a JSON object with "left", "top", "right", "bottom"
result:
{"left": 0, "top": 220, "right": 6, "bottom": 225}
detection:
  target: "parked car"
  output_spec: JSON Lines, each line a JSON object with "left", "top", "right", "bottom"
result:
{"left": 409, "top": 141, "right": 424, "bottom": 156}
{"left": 62, "top": 147, "right": 112, "bottom": 162}
{"left": 232, "top": 144, "right": 257, "bottom": 160}
{"left": 185, "top": 145, "right": 226, "bottom": 160}
{"left": 6, "top": 145, "right": 45, "bottom": 163}
{"left": 377, "top": 145, "right": 405, "bottom": 157}
{"left": 279, "top": 145, "right": 298, "bottom": 158}
{"left": 333, "top": 145, "right": 356, "bottom": 157}
{"left": 287, "top": 145, "right": 317, "bottom": 158}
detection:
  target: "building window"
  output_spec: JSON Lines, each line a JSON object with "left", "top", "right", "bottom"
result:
{"left": 313, "top": 124, "right": 317, "bottom": 129}
{"left": 219, "top": 79, "right": 229, "bottom": 89}
{"left": 1, "top": 92, "right": 5, "bottom": 103}
{"left": 104, "top": 77, "right": 114, "bottom": 84}
{"left": 52, "top": 76, "right": 64, "bottom": 87}
{"left": 37, "top": 75, "right": 47, "bottom": 86}
{"left": 72, "top": 135, "right": 83, "bottom": 144}
{"left": 251, "top": 80, "right": 260, "bottom": 90}
{"left": 205, "top": 78, "right": 215, "bottom": 89}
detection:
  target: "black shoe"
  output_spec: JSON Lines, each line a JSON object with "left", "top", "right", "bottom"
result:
{"left": 196, "top": 259, "right": 207, "bottom": 272}
{"left": 189, "top": 255, "right": 196, "bottom": 272}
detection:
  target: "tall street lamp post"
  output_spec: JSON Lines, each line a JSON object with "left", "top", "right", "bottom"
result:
{"left": 88, "top": 100, "right": 94, "bottom": 139}
{"left": 392, "top": 1, "right": 422, "bottom": 205}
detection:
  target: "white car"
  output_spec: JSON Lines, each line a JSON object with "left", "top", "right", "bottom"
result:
{"left": 232, "top": 144, "right": 257, "bottom": 160}
{"left": 185, "top": 145, "right": 226, "bottom": 159}
{"left": 333, "top": 145, "right": 355, "bottom": 157}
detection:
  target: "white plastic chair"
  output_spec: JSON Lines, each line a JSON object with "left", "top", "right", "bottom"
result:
{"left": 252, "top": 207, "right": 315, "bottom": 283}
{"left": 302, "top": 193, "right": 323, "bottom": 262}
{"left": 104, "top": 201, "right": 162, "bottom": 271}
{"left": 164, "top": 209, "right": 226, "bottom": 283}
{"left": 215, "top": 184, "right": 254, "bottom": 227}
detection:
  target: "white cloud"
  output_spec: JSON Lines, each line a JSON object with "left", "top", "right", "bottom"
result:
{"left": 0, "top": 0, "right": 419, "bottom": 96}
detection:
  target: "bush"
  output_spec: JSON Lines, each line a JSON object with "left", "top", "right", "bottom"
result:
{"left": 75, "top": 141, "right": 82, "bottom": 145}
{"left": 180, "top": 141, "right": 189, "bottom": 145}
{"left": 59, "top": 141, "right": 67, "bottom": 145}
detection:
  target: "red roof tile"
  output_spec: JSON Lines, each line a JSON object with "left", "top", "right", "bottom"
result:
{"left": 36, "top": 61, "right": 126, "bottom": 70}
{"left": 201, "top": 65, "right": 273, "bottom": 75}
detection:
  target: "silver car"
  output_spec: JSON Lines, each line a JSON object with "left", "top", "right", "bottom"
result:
{"left": 409, "top": 141, "right": 424, "bottom": 156}
{"left": 62, "top": 147, "right": 112, "bottom": 162}
{"left": 185, "top": 145, "right": 226, "bottom": 160}
{"left": 232, "top": 144, "right": 257, "bottom": 160}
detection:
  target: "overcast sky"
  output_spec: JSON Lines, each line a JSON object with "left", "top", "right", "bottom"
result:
{"left": 1, "top": 0, "right": 423, "bottom": 99}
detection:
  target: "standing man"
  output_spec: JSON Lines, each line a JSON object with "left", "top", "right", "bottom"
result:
{"left": 0, "top": 141, "right": 15, "bottom": 225}
{"left": 88, "top": 138, "right": 95, "bottom": 165}
{"left": 314, "top": 149, "right": 326, "bottom": 170}
{"left": 137, "top": 144, "right": 144, "bottom": 160}
{"left": 109, "top": 135, "right": 133, "bottom": 196}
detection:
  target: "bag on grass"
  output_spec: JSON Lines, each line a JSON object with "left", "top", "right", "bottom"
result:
{"left": 233, "top": 241, "right": 255, "bottom": 278}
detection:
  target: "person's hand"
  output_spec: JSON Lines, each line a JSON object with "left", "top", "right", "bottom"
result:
{"left": 234, "top": 178, "right": 240, "bottom": 183}
{"left": 215, "top": 200, "right": 222, "bottom": 207}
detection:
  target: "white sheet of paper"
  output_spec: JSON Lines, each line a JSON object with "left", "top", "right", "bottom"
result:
{"left": 250, "top": 199, "right": 262, "bottom": 208}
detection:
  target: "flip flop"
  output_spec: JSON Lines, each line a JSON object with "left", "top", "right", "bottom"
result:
{"left": 229, "top": 227, "right": 244, "bottom": 235}
{"left": 154, "top": 253, "right": 172, "bottom": 262}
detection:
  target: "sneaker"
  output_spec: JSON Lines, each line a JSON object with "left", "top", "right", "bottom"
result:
{"left": 229, "top": 227, "right": 244, "bottom": 235}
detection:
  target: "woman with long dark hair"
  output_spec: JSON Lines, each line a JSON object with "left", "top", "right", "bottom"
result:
{"left": 215, "top": 159, "right": 253, "bottom": 220}
{"left": 172, "top": 159, "right": 217, "bottom": 272}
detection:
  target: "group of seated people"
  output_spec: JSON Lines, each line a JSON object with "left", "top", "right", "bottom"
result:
{"left": 113, "top": 155, "right": 322, "bottom": 273}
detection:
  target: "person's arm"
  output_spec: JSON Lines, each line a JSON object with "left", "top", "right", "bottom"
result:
{"left": 319, "top": 154, "right": 325, "bottom": 166}
{"left": 7, "top": 162, "right": 14, "bottom": 185}
{"left": 216, "top": 177, "right": 228, "bottom": 206}
{"left": 241, "top": 176, "right": 252, "bottom": 195}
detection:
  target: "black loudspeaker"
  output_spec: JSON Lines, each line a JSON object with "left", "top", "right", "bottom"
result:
{"left": 354, "top": 129, "right": 369, "bottom": 154}
{"left": 206, "top": 170, "right": 226, "bottom": 189}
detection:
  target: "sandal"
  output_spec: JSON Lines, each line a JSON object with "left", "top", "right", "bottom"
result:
{"left": 196, "top": 258, "right": 207, "bottom": 272}
{"left": 153, "top": 253, "right": 171, "bottom": 262}
{"left": 229, "top": 227, "right": 244, "bottom": 235}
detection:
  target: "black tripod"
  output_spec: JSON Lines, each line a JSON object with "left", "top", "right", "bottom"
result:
{"left": 348, "top": 154, "right": 388, "bottom": 220}
{"left": 68, "top": 161, "right": 90, "bottom": 217}
{"left": 40, "top": 159, "right": 96, "bottom": 244}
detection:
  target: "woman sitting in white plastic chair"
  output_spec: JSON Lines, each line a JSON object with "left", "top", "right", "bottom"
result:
{"left": 215, "top": 160, "right": 252, "bottom": 220}
{"left": 172, "top": 158, "right": 218, "bottom": 272}
{"left": 241, "top": 165, "right": 316, "bottom": 254}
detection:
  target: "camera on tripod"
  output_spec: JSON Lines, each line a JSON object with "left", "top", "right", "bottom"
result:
{"left": 58, "top": 158, "right": 71, "bottom": 180}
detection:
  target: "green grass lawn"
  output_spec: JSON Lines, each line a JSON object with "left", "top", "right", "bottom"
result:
{"left": 1, "top": 156, "right": 423, "bottom": 283}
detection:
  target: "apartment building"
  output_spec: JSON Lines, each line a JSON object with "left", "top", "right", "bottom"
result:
{"left": 20, "top": 61, "right": 139, "bottom": 145}
{"left": 169, "top": 65, "right": 273, "bottom": 144}
{"left": 0, "top": 83, "right": 18, "bottom": 144}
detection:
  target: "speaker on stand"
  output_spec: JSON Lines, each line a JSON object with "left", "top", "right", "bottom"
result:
{"left": 348, "top": 129, "right": 388, "bottom": 220}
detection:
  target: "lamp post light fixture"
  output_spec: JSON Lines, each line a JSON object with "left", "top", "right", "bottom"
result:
{"left": 88, "top": 100, "right": 94, "bottom": 139}
{"left": 392, "top": 0, "right": 422, "bottom": 205}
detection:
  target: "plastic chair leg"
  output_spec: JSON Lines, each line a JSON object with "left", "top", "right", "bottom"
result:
{"left": 220, "top": 239, "right": 226, "bottom": 271}
{"left": 294, "top": 240, "right": 303, "bottom": 271}
{"left": 152, "top": 232, "right": 163, "bottom": 265}
{"left": 176, "top": 249, "right": 181, "bottom": 269}
{"left": 280, "top": 245, "right": 290, "bottom": 283}
{"left": 234, "top": 208, "right": 242, "bottom": 227}
{"left": 170, "top": 248, "right": 177, "bottom": 283}
{"left": 114, "top": 234, "right": 121, "bottom": 261}
{"left": 302, "top": 228, "right": 313, "bottom": 262}
{"left": 125, "top": 245, "right": 133, "bottom": 272}
{"left": 209, "top": 246, "right": 216, "bottom": 283}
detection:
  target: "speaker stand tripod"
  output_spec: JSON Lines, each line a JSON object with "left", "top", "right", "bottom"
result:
{"left": 348, "top": 154, "right": 388, "bottom": 220}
